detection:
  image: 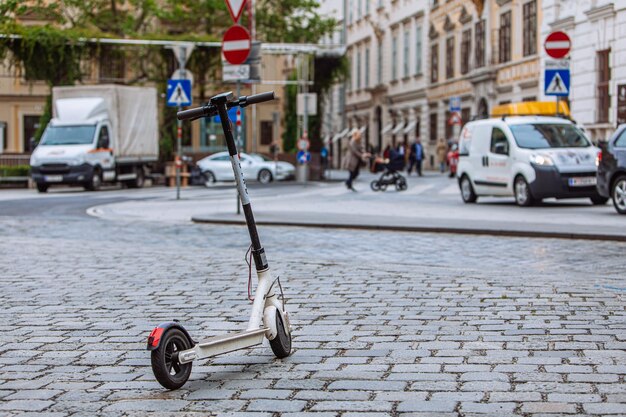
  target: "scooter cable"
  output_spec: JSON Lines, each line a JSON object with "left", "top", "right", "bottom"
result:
{"left": 244, "top": 245, "right": 254, "bottom": 302}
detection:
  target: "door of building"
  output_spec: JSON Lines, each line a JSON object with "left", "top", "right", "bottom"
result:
{"left": 23, "top": 115, "right": 41, "bottom": 153}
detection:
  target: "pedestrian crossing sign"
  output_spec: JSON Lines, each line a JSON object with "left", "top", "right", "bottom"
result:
{"left": 167, "top": 79, "right": 192, "bottom": 107}
{"left": 544, "top": 69, "right": 570, "bottom": 97}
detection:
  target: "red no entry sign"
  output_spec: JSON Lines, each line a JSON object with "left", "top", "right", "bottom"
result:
{"left": 545, "top": 31, "right": 571, "bottom": 59}
{"left": 222, "top": 25, "right": 251, "bottom": 65}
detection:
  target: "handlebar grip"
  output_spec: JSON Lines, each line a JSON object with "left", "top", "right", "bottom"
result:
{"left": 177, "top": 106, "right": 207, "bottom": 121}
{"left": 245, "top": 91, "right": 275, "bottom": 105}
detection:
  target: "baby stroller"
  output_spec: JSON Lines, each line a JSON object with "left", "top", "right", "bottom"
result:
{"left": 370, "top": 151, "right": 408, "bottom": 192}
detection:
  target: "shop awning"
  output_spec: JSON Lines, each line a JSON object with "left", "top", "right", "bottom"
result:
{"left": 392, "top": 123, "right": 405, "bottom": 134}
{"left": 358, "top": 125, "right": 367, "bottom": 134}
{"left": 403, "top": 120, "right": 417, "bottom": 134}
{"left": 331, "top": 128, "right": 350, "bottom": 143}
{"left": 381, "top": 123, "right": 393, "bottom": 135}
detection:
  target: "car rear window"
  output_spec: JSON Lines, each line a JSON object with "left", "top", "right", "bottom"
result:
{"left": 509, "top": 123, "right": 590, "bottom": 149}
{"left": 615, "top": 129, "right": 626, "bottom": 147}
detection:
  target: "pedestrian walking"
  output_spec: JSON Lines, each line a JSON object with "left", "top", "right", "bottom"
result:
{"left": 407, "top": 138, "right": 424, "bottom": 176}
{"left": 343, "top": 130, "right": 371, "bottom": 191}
{"left": 436, "top": 137, "right": 447, "bottom": 173}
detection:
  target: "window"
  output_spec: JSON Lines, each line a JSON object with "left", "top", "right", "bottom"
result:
{"left": 523, "top": 1, "right": 537, "bottom": 56}
{"left": 365, "top": 0, "right": 370, "bottom": 15}
{"left": 365, "top": 47, "right": 370, "bottom": 87}
{"left": 615, "top": 129, "right": 626, "bottom": 147}
{"left": 597, "top": 49, "right": 611, "bottom": 123}
{"left": 445, "top": 111, "right": 453, "bottom": 140}
{"left": 461, "top": 29, "right": 471, "bottom": 74}
{"left": 377, "top": 42, "right": 383, "bottom": 84}
{"left": 446, "top": 37, "right": 455, "bottom": 79}
{"left": 349, "top": 0, "right": 353, "bottom": 24}
{"left": 357, "top": 0, "right": 361, "bottom": 19}
{"left": 475, "top": 20, "right": 485, "bottom": 68}
{"left": 415, "top": 24, "right": 422, "bottom": 75}
{"left": 509, "top": 124, "right": 591, "bottom": 149}
{"left": 260, "top": 121, "right": 273, "bottom": 145}
{"left": 431, "top": 43, "right": 439, "bottom": 83}
{"left": 403, "top": 29, "right": 410, "bottom": 78}
{"left": 429, "top": 113, "right": 438, "bottom": 142}
{"left": 99, "top": 46, "right": 125, "bottom": 82}
{"left": 461, "top": 108, "right": 471, "bottom": 125}
{"left": 392, "top": 35, "right": 398, "bottom": 80}
{"left": 490, "top": 127, "right": 509, "bottom": 155}
{"left": 98, "top": 126, "right": 110, "bottom": 147}
{"left": 499, "top": 12, "right": 511, "bottom": 63}
{"left": 357, "top": 50, "right": 362, "bottom": 89}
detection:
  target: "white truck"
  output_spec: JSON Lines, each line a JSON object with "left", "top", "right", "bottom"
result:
{"left": 30, "top": 85, "right": 159, "bottom": 192}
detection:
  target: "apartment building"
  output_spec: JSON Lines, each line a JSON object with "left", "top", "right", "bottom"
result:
{"left": 542, "top": 1, "right": 626, "bottom": 141}
{"left": 344, "top": 0, "right": 429, "bottom": 159}
{"left": 336, "top": 0, "right": 542, "bottom": 168}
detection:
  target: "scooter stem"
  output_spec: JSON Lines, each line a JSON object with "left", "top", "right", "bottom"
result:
{"left": 212, "top": 93, "right": 268, "bottom": 272}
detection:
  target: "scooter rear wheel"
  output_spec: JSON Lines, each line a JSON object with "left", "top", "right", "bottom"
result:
{"left": 269, "top": 311, "right": 292, "bottom": 359}
{"left": 151, "top": 328, "right": 193, "bottom": 390}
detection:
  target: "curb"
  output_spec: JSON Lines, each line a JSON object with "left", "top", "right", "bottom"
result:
{"left": 191, "top": 216, "right": 626, "bottom": 242}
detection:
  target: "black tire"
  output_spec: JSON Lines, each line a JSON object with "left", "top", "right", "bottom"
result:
{"left": 370, "top": 180, "right": 381, "bottom": 191}
{"left": 460, "top": 175, "right": 477, "bottom": 203}
{"left": 514, "top": 175, "right": 534, "bottom": 207}
{"left": 84, "top": 168, "right": 102, "bottom": 191}
{"left": 396, "top": 179, "right": 407, "bottom": 191}
{"left": 36, "top": 183, "right": 48, "bottom": 193}
{"left": 612, "top": 175, "right": 626, "bottom": 215}
{"left": 380, "top": 183, "right": 388, "bottom": 192}
{"left": 128, "top": 169, "right": 145, "bottom": 189}
{"left": 203, "top": 171, "right": 216, "bottom": 187}
{"left": 269, "top": 311, "right": 291, "bottom": 359}
{"left": 151, "top": 328, "right": 193, "bottom": 390}
{"left": 590, "top": 196, "right": 609, "bottom": 205}
{"left": 258, "top": 169, "right": 273, "bottom": 184}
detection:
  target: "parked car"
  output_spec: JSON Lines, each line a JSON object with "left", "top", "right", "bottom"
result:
{"left": 457, "top": 114, "right": 606, "bottom": 206}
{"left": 597, "top": 124, "right": 626, "bottom": 214}
{"left": 197, "top": 151, "right": 295, "bottom": 185}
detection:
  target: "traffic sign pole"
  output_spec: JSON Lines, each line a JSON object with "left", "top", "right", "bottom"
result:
{"left": 176, "top": 46, "right": 187, "bottom": 201}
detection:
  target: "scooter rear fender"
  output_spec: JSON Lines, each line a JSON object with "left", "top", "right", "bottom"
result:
{"left": 146, "top": 322, "right": 195, "bottom": 351}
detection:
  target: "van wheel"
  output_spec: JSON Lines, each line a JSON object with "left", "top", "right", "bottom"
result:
{"left": 85, "top": 168, "right": 102, "bottom": 191}
{"left": 514, "top": 175, "right": 534, "bottom": 207}
{"left": 36, "top": 183, "right": 49, "bottom": 193}
{"left": 128, "top": 169, "right": 145, "bottom": 189}
{"left": 460, "top": 175, "right": 477, "bottom": 203}
{"left": 258, "top": 169, "right": 272, "bottom": 184}
{"left": 612, "top": 175, "right": 626, "bottom": 214}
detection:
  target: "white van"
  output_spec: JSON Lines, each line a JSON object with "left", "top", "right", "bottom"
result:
{"left": 456, "top": 116, "right": 607, "bottom": 206}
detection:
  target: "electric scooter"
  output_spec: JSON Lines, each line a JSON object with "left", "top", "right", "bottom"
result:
{"left": 146, "top": 91, "right": 292, "bottom": 390}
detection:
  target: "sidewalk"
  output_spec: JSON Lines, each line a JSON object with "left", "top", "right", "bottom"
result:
{"left": 88, "top": 173, "right": 626, "bottom": 241}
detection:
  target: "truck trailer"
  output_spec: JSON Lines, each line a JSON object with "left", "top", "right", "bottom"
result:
{"left": 30, "top": 85, "right": 159, "bottom": 192}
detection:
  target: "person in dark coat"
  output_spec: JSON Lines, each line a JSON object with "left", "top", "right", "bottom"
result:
{"left": 407, "top": 138, "right": 424, "bottom": 176}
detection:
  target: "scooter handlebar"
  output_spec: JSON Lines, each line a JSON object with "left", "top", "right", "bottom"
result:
{"left": 242, "top": 91, "right": 275, "bottom": 106}
{"left": 177, "top": 105, "right": 209, "bottom": 121}
{"left": 177, "top": 91, "right": 276, "bottom": 121}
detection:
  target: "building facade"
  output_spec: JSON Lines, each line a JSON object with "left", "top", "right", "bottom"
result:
{"left": 542, "top": 1, "right": 626, "bottom": 142}
{"left": 337, "top": 0, "right": 543, "bottom": 168}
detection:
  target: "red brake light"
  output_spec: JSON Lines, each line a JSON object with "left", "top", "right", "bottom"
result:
{"left": 596, "top": 150, "right": 602, "bottom": 166}
{"left": 148, "top": 327, "right": 164, "bottom": 347}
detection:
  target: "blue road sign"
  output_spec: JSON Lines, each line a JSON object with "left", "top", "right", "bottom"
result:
{"left": 544, "top": 69, "right": 570, "bottom": 97}
{"left": 297, "top": 150, "right": 311, "bottom": 164}
{"left": 449, "top": 97, "right": 461, "bottom": 112}
{"left": 167, "top": 79, "right": 192, "bottom": 107}
{"left": 214, "top": 107, "right": 242, "bottom": 123}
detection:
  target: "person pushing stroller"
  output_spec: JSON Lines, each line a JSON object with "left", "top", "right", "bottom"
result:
{"left": 370, "top": 145, "right": 408, "bottom": 192}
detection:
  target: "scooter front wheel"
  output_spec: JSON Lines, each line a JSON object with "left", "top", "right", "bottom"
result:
{"left": 269, "top": 311, "right": 292, "bottom": 359}
{"left": 151, "top": 328, "right": 193, "bottom": 390}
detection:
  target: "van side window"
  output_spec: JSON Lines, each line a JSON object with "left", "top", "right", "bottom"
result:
{"left": 490, "top": 127, "right": 509, "bottom": 155}
{"left": 615, "top": 129, "right": 626, "bottom": 147}
{"left": 98, "top": 126, "right": 110, "bottom": 148}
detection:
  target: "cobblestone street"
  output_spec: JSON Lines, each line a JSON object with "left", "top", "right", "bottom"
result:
{"left": 0, "top": 209, "right": 625, "bottom": 416}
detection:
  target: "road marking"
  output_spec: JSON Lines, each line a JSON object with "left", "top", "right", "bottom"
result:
{"left": 439, "top": 183, "right": 460, "bottom": 195}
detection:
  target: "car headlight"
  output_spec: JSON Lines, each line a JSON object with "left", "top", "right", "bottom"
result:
{"left": 529, "top": 153, "right": 554, "bottom": 166}
{"left": 30, "top": 155, "right": 39, "bottom": 166}
{"left": 68, "top": 155, "right": 85, "bottom": 166}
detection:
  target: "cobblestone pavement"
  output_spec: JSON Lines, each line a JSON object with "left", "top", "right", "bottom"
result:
{"left": 0, "top": 209, "right": 625, "bottom": 416}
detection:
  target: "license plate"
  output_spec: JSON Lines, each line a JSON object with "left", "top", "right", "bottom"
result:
{"left": 568, "top": 176, "right": 596, "bottom": 187}
{"left": 44, "top": 175, "right": 63, "bottom": 182}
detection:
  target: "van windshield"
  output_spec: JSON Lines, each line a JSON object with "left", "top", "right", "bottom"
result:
{"left": 509, "top": 123, "right": 590, "bottom": 149}
{"left": 40, "top": 125, "right": 96, "bottom": 146}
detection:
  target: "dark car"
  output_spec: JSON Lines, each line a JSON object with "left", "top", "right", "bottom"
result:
{"left": 597, "top": 125, "right": 626, "bottom": 214}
